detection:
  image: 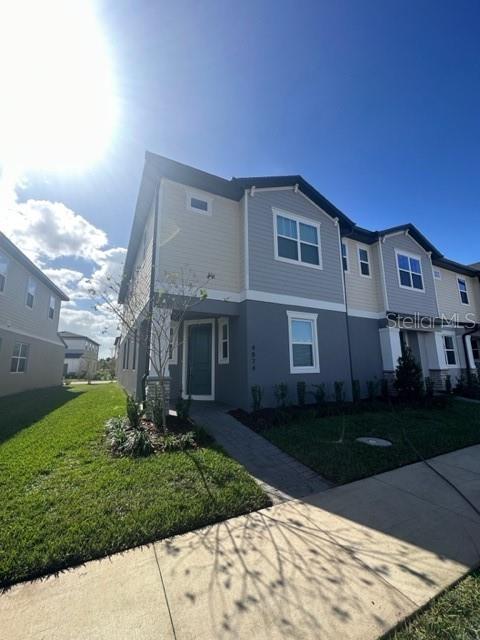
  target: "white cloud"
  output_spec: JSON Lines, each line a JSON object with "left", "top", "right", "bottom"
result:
{"left": 1, "top": 199, "right": 108, "bottom": 263}
{"left": 1, "top": 167, "right": 126, "bottom": 358}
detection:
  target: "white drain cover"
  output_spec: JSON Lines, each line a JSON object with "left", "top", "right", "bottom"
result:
{"left": 356, "top": 437, "right": 392, "bottom": 448}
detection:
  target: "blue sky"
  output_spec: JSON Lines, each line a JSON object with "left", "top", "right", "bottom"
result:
{"left": 2, "top": 0, "right": 480, "bottom": 352}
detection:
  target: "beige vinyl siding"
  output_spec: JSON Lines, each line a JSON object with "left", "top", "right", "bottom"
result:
{"left": 435, "top": 268, "right": 480, "bottom": 323}
{"left": 0, "top": 253, "right": 63, "bottom": 345}
{"left": 343, "top": 239, "right": 382, "bottom": 314}
{"left": 158, "top": 179, "right": 242, "bottom": 294}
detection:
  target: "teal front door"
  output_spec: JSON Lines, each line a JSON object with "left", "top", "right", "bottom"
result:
{"left": 187, "top": 323, "right": 213, "bottom": 398}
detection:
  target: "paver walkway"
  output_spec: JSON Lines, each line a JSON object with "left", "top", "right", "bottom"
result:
{"left": 2, "top": 445, "right": 480, "bottom": 640}
{"left": 191, "top": 401, "right": 332, "bottom": 502}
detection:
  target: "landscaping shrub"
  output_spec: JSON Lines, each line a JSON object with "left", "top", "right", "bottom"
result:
{"left": 152, "top": 395, "right": 164, "bottom": 431}
{"left": 175, "top": 394, "right": 192, "bottom": 422}
{"left": 425, "top": 376, "right": 434, "bottom": 399}
{"left": 160, "top": 431, "right": 196, "bottom": 452}
{"left": 274, "top": 383, "right": 288, "bottom": 408}
{"left": 126, "top": 394, "right": 141, "bottom": 428}
{"left": 105, "top": 417, "right": 154, "bottom": 458}
{"left": 251, "top": 385, "right": 263, "bottom": 411}
{"left": 367, "top": 379, "right": 378, "bottom": 402}
{"left": 445, "top": 374, "right": 452, "bottom": 395}
{"left": 381, "top": 377, "right": 390, "bottom": 401}
{"left": 334, "top": 381, "right": 345, "bottom": 404}
{"left": 296, "top": 381, "right": 306, "bottom": 406}
{"left": 311, "top": 383, "right": 326, "bottom": 409}
{"left": 352, "top": 379, "right": 361, "bottom": 403}
{"left": 394, "top": 347, "right": 424, "bottom": 402}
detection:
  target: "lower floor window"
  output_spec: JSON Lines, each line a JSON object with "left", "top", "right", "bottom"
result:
{"left": 472, "top": 338, "right": 480, "bottom": 362}
{"left": 218, "top": 317, "right": 229, "bottom": 364}
{"left": 442, "top": 335, "right": 457, "bottom": 366}
{"left": 287, "top": 311, "right": 319, "bottom": 374}
{"left": 11, "top": 342, "right": 29, "bottom": 373}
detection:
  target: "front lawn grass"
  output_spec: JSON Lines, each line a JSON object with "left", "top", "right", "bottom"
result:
{"left": 388, "top": 569, "right": 480, "bottom": 639}
{"left": 0, "top": 384, "right": 269, "bottom": 588}
{"left": 261, "top": 401, "right": 480, "bottom": 484}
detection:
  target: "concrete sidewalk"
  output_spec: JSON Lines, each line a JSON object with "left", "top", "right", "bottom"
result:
{"left": 2, "top": 445, "right": 480, "bottom": 640}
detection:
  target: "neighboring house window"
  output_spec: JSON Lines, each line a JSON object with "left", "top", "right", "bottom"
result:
{"left": 358, "top": 246, "right": 371, "bottom": 277}
{"left": 218, "top": 317, "right": 229, "bottom": 364}
{"left": 122, "top": 341, "right": 128, "bottom": 369}
{"left": 458, "top": 278, "right": 469, "bottom": 305}
{"left": 48, "top": 295, "right": 56, "bottom": 319}
{"left": 187, "top": 190, "right": 212, "bottom": 215}
{"left": 396, "top": 252, "right": 424, "bottom": 291}
{"left": 443, "top": 334, "right": 457, "bottom": 366}
{"left": 126, "top": 339, "right": 130, "bottom": 369}
{"left": 25, "top": 277, "right": 36, "bottom": 308}
{"left": 286, "top": 311, "right": 319, "bottom": 374}
{"left": 168, "top": 321, "right": 179, "bottom": 365}
{"left": 433, "top": 269, "right": 442, "bottom": 280}
{"left": 10, "top": 342, "right": 29, "bottom": 373}
{"left": 0, "top": 252, "right": 8, "bottom": 292}
{"left": 274, "top": 211, "right": 321, "bottom": 268}
{"left": 341, "top": 242, "right": 348, "bottom": 271}
{"left": 132, "top": 330, "right": 137, "bottom": 370}
{"left": 472, "top": 338, "right": 480, "bottom": 362}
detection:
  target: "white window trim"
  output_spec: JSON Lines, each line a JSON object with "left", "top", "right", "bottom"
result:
{"left": 442, "top": 332, "right": 458, "bottom": 368}
{"left": 168, "top": 320, "right": 179, "bottom": 365}
{"left": 273, "top": 209, "right": 323, "bottom": 270}
{"left": 457, "top": 278, "right": 470, "bottom": 306}
{"left": 286, "top": 310, "right": 320, "bottom": 374}
{"left": 10, "top": 342, "right": 29, "bottom": 374}
{"left": 357, "top": 244, "right": 372, "bottom": 279}
{"left": 341, "top": 241, "right": 349, "bottom": 272}
{"left": 218, "top": 317, "right": 229, "bottom": 365}
{"left": 25, "top": 276, "right": 36, "bottom": 309}
{"left": 182, "top": 319, "right": 215, "bottom": 401}
{"left": 395, "top": 249, "right": 425, "bottom": 293}
{"left": 186, "top": 189, "right": 213, "bottom": 216}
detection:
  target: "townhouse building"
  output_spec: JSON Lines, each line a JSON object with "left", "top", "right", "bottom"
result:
{"left": 0, "top": 232, "right": 69, "bottom": 397}
{"left": 117, "top": 152, "right": 480, "bottom": 408}
{"left": 59, "top": 331, "right": 100, "bottom": 378}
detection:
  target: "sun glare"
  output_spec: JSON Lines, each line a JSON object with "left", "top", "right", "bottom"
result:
{"left": 0, "top": 0, "right": 118, "bottom": 172}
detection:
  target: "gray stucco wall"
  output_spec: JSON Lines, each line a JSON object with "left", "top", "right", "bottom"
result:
{"left": 381, "top": 233, "right": 438, "bottom": 317}
{"left": 0, "top": 329, "right": 64, "bottom": 397}
{"left": 247, "top": 189, "right": 345, "bottom": 304}
{"left": 347, "top": 316, "right": 384, "bottom": 394}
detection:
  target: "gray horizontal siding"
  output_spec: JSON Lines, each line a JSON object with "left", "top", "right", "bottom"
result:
{"left": 248, "top": 189, "right": 345, "bottom": 304}
{"left": 381, "top": 234, "right": 438, "bottom": 317}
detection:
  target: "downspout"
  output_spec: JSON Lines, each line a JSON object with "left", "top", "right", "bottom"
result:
{"left": 339, "top": 226, "right": 356, "bottom": 398}
{"left": 141, "top": 181, "right": 161, "bottom": 402}
{"left": 462, "top": 322, "right": 479, "bottom": 383}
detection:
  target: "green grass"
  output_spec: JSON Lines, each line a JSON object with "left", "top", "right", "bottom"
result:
{"left": 0, "top": 384, "right": 269, "bottom": 588}
{"left": 262, "top": 401, "right": 480, "bottom": 484}
{"left": 388, "top": 569, "right": 480, "bottom": 639}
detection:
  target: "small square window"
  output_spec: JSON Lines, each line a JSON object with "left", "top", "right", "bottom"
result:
{"left": 396, "top": 252, "right": 424, "bottom": 291}
{"left": 187, "top": 190, "right": 212, "bottom": 215}
{"left": 275, "top": 211, "right": 321, "bottom": 269}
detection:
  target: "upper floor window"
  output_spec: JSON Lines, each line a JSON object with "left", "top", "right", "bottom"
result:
{"left": 10, "top": 342, "right": 29, "bottom": 373}
{"left": 358, "top": 246, "right": 371, "bottom": 277}
{"left": 442, "top": 334, "right": 457, "bottom": 366}
{"left": 274, "top": 210, "right": 321, "bottom": 269}
{"left": 396, "top": 251, "right": 424, "bottom": 291}
{"left": 458, "top": 278, "right": 469, "bottom": 305}
{"left": 187, "top": 189, "right": 212, "bottom": 215}
{"left": 341, "top": 243, "right": 348, "bottom": 271}
{"left": 433, "top": 269, "right": 442, "bottom": 280}
{"left": 0, "top": 252, "right": 8, "bottom": 292}
{"left": 286, "top": 310, "right": 320, "bottom": 374}
{"left": 218, "top": 317, "right": 229, "bottom": 364}
{"left": 48, "top": 295, "right": 56, "bottom": 320}
{"left": 26, "top": 277, "right": 36, "bottom": 308}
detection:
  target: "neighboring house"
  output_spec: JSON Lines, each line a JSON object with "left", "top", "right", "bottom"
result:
{"left": 116, "top": 152, "right": 480, "bottom": 408}
{"left": 0, "top": 232, "right": 69, "bottom": 397}
{"left": 59, "top": 332, "right": 100, "bottom": 378}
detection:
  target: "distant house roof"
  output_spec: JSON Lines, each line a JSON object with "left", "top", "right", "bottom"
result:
{"left": 0, "top": 232, "right": 69, "bottom": 301}
{"left": 58, "top": 331, "right": 100, "bottom": 346}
